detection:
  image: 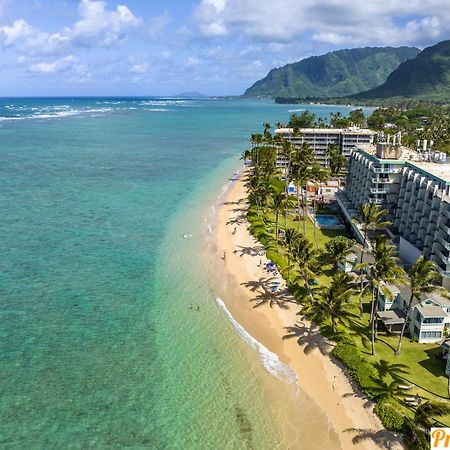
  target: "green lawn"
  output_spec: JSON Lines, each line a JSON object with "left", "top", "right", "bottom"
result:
{"left": 248, "top": 204, "right": 450, "bottom": 423}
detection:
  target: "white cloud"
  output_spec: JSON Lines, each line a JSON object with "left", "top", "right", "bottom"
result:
{"left": 131, "top": 63, "right": 148, "bottom": 74}
{"left": 161, "top": 50, "right": 172, "bottom": 59}
{"left": 0, "top": 19, "right": 34, "bottom": 45}
{"left": 148, "top": 10, "right": 171, "bottom": 42}
{"left": 187, "top": 56, "right": 201, "bottom": 66}
{"left": 29, "top": 55, "right": 77, "bottom": 73}
{"left": 191, "top": 0, "right": 450, "bottom": 47}
{"left": 72, "top": 0, "right": 141, "bottom": 47}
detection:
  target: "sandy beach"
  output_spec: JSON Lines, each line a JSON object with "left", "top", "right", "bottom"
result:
{"left": 207, "top": 169, "right": 403, "bottom": 450}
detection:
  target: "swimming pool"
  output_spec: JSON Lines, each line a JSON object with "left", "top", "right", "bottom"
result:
{"left": 315, "top": 214, "right": 341, "bottom": 227}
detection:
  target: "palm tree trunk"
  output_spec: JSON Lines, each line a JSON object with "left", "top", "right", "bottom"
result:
{"left": 275, "top": 211, "right": 279, "bottom": 252}
{"left": 302, "top": 185, "right": 307, "bottom": 235}
{"left": 448, "top": 375, "right": 450, "bottom": 399}
{"left": 296, "top": 184, "right": 301, "bottom": 232}
{"left": 359, "top": 292, "right": 364, "bottom": 320}
{"left": 313, "top": 193, "right": 318, "bottom": 248}
{"left": 360, "top": 228, "right": 368, "bottom": 265}
{"left": 287, "top": 253, "right": 291, "bottom": 282}
{"left": 370, "top": 287, "right": 376, "bottom": 355}
{"left": 395, "top": 294, "right": 414, "bottom": 356}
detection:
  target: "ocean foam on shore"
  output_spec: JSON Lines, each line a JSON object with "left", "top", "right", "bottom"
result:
{"left": 215, "top": 297, "right": 298, "bottom": 385}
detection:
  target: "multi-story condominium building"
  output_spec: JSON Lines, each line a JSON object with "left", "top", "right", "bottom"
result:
{"left": 337, "top": 143, "right": 450, "bottom": 287}
{"left": 377, "top": 283, "right": 450, "bottom": 343}
{"left": 275, "top": 127, "right": 375, "bottom": 167}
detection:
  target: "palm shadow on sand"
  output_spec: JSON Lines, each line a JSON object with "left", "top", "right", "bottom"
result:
{"left": 241, "top": 277, "right": 294, "bottom": 309}
{"left": 345, "top": 428, "right": 403, "bottom": 449}
{"left": 282, "top": 321, "right": 335, "bottom": 356}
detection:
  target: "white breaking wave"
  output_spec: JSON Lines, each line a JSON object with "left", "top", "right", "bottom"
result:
{"left": 139, "top": 100, "right": 188, "bottom": 106}
{"left": 215, "top": 297, "right": 297, "bottom": 385}
{"left": 288, "top": 108, "right": 305, "bottom": 112}
{"left": 0, "top": 107, "right": 114, "bottom": 121}
{"left": 144, "top": 108, "right": 169, "bottom": 112}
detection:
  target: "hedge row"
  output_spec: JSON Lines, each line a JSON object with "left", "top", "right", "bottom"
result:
{"left": 246, "top": 206, "right": 407, "bottom": 437}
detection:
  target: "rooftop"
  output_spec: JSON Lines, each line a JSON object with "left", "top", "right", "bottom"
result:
{"left": 407, "top": 161, "right": 450, "bottom": 184}
{"left": 355, "top": 145, "right": 450, "bottom": 183}
{"left": 417, "top": 305, "right": 448, "bottom": 318}
{"left": 275, "top": 127, "right": 375, "bottom": 135}
{"left": 377, "top": 309, "right": 406, "bottom": 325}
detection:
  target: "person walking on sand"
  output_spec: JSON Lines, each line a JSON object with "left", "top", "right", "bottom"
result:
{"left": 222, "top": 251, "right": 226, "bottom": 261}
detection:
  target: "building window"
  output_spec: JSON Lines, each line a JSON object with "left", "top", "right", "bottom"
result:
{"left": 423, "top": 317, "right": 444, "bottom": 324}
{"left": 420, "top": 330, "right": 442, "bottom": 339}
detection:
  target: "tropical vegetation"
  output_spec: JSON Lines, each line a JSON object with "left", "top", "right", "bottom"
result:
{"left": 242, "top": 122, "right": 450, "bottom": 448}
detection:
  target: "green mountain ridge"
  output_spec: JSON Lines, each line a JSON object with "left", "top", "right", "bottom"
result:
{"left": 352, "top": 40, "right": 450, "bottom": 102}
{"left": 243, "top": 46, "right": 420, "bottom": 99}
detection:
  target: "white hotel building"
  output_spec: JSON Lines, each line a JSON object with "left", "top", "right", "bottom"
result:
{"left": 275, "top": 127, "right": 375, "bottom": 167}
{"left": 337, "top": 143, "right": 450, "bottom": 288}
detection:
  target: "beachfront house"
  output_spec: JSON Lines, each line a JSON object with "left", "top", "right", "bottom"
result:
{"left": 337, "top": 253, "right": 357, "bottom": 273}
{"left": 377, "top": 284, "right": 450, "bottom": 343}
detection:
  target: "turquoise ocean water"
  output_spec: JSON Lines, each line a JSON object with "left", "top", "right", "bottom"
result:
{"left": 0, "top": 98, "right": 370, "bottom": 449}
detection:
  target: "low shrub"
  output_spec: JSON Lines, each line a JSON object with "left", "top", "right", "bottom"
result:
{"left": 331, "top": 343, "right": 379, "bottom": 398}
{"left": 374, "top": 401, "right": 405, "bottom": 431}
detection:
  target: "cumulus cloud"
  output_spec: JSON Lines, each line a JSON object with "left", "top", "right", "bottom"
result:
{"left": 29, "top": 55, "right": 77, "bottom": 73}
{"left": 0, "top": 19, "right": 34, "bottom": 45}
{"left": 191, "top": 0, "right": 450, "bottom": 47}
{"left": 148, "top": 10, "right": 171, "bottom": 42}
{"left": 72, "top": 0, "right": 141, "bottom": 47}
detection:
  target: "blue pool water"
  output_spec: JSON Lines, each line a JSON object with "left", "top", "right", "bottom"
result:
{"left": 315, "top": 214, "right": 341, "bottom": 226}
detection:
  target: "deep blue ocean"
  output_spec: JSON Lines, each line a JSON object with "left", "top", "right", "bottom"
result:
{"left": 0, "top": 98, "right": 370, "bottom": 449}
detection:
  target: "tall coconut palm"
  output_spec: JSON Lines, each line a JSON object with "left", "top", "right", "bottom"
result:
{"left": 404, "top": 400, "right": 450, "bottom": 449}
{"left": 302, "top": 272, "right": 357, "bottom": 333}
{"left": 291, "top": 143, "right": 314, "bottom": 234}
{"left": 354, "top": 203, "right": 391, "bottom": 264}
{"left": 395, "top": 256, "right": 441, "bottom": 356}
{"left": 283, "top": 228, "right": 300, "bottom": 282}
{"left": 325, "top": 236, "right": 356, "bottom": 269}
{"left": 279, "top": 140, "right": 296, "bottom": 226}
{"left": 369, "top": 235, "right": 406, "bottom": 355}
{"left": 292, "top": 235, "right": 318, "bottom": 299}
{"left": 269, "top": 189, "right": 286, "bottom": 251}
{"left": 310, "top": 164, "right": 330, "bottom": 247}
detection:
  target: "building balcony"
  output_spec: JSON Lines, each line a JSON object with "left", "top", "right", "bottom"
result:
{"left": 371, "top": 167, "right": 400, "bottom": 174}
{"left": 370, "top": 188, "right": 387, "bottom": 194}
{"left": 369, "top": 198, "right": 383, "bottom": 205}
{"left": 438, "top": 235, "right": 450, "bottom": 250}
{"left": 371, "top": 178, "right": 393, "bottom": 184}
{"left": 435, "top": 248, "right": 450, "bottom": 264}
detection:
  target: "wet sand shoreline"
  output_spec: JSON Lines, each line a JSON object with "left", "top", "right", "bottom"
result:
{"left": 206, "top": 168, "right": 403, "bottom": 450}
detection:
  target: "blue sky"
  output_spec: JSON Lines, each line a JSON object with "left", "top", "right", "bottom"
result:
{"left": 0, "top": 0, "right": 447, "bottom": 96}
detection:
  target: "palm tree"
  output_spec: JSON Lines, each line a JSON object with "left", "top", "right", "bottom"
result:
{"left": 415, "top": 400, "right": 450, "bottom": 430}
{"left": 404, "top": 401, "right": 450, "bottom": 449}
{"left": 369, "top": 235, "right": 406, "bottom": 355}
{"left": 302, "top": 272, "right": 357, "bottom": 333}
{"left": 240, "top": 149, "right": 251, "bottom": 164}
{"left": 291, "top": 143, "right": 314, "bottom": 234}
{"left": 324, "top": 235, "right": 356, "bottom": 269}
{"left": 354, "top": 203, "right": 391, "bottom": 265}
{"left": 395, "top": 256, "right": 441, "bottom": 356}
{"left": 292, "top": 235, "right": 318, "bottom": 298}
{"left": 269, "top": 189, "right": 286, "bottom": 251}
{"left": 279, "top": 140, "right": 295, "bottom": 226}
{"left": 283, "top": 228, "right": 299, "bottom": 282}
{"left": 310, "top": 164, "right": 330, "bottom": 247}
